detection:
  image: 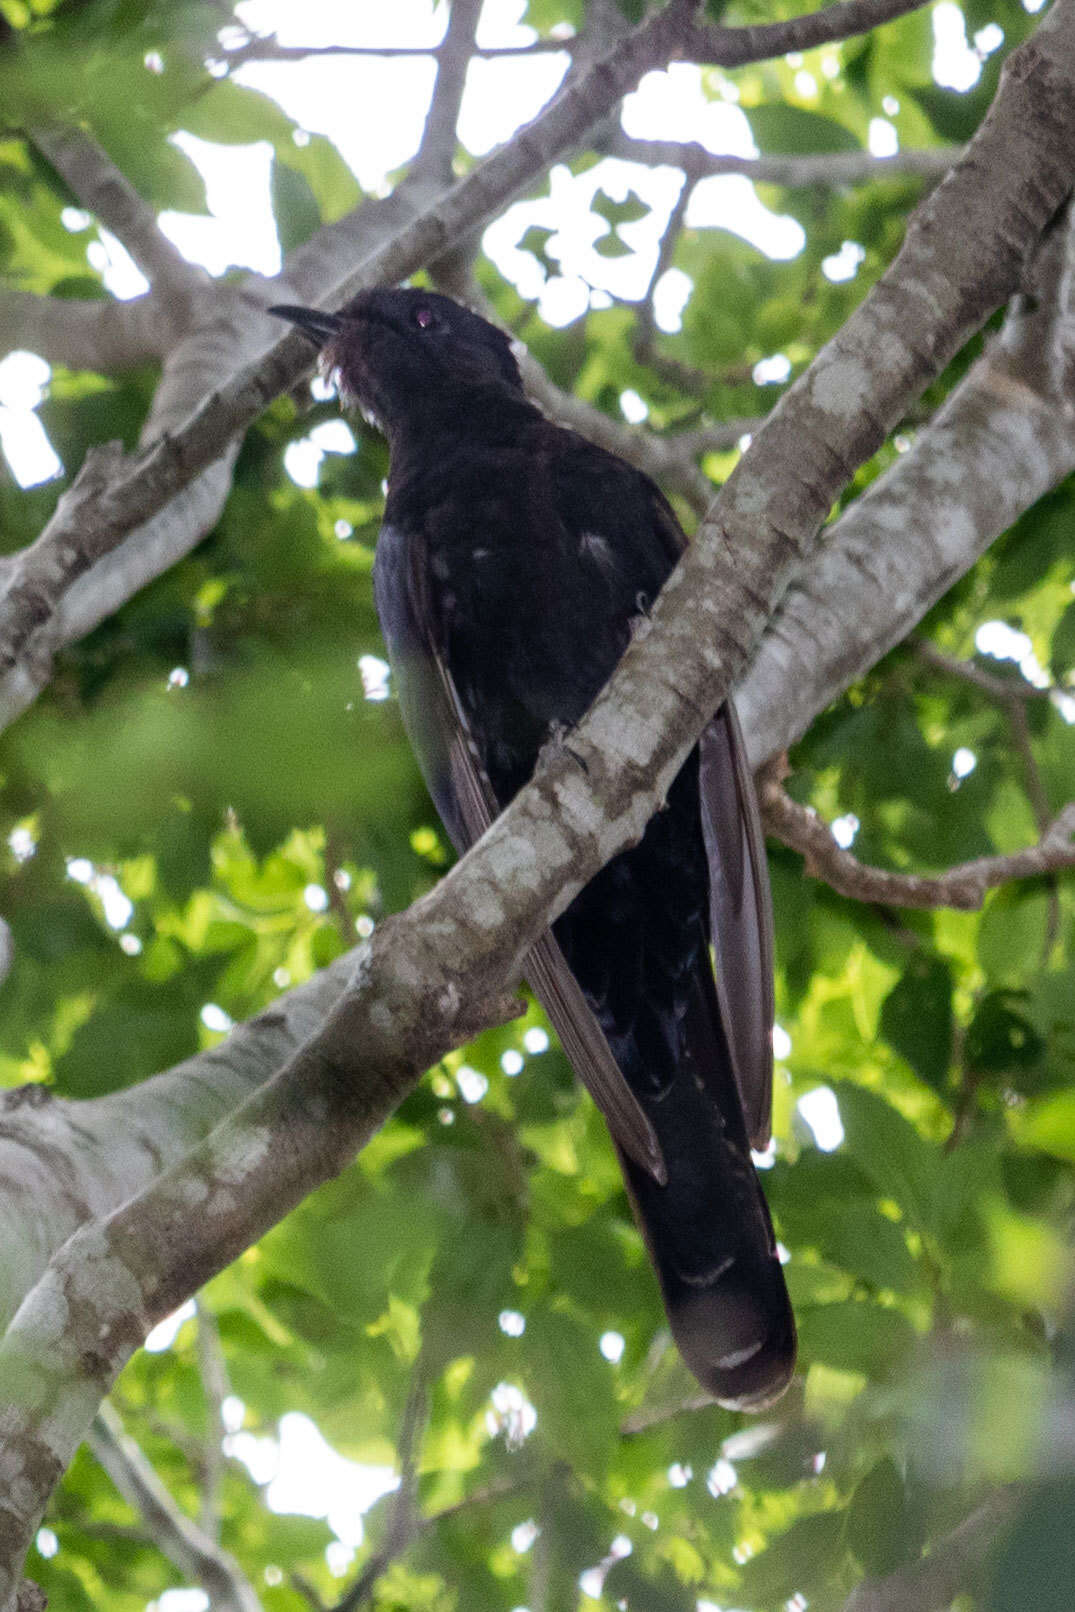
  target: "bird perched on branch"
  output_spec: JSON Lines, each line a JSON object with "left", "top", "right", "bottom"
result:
{"left": 270, "top": 289, "right": 795, "bottom": 1408}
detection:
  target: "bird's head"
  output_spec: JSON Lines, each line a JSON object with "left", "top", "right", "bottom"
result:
{"left": 268, "top": 288, "right": 523, "bottom": 437}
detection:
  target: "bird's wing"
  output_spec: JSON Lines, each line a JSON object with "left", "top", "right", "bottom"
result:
{"left": 699, "top": 703, "right": 775, "bottom": 1148}
{"left": 641, "top": 480, "right": 775, "bottom": 1147}
{"left": 375, "top": 522, "right": 666, "bottom": 1184}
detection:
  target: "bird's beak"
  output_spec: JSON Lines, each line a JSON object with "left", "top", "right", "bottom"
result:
{"left": 268, "top": 304, "right": 343, "bottom": 345}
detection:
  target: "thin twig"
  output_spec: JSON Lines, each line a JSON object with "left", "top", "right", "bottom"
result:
{"left": 194, "top": 1301, "right": 231, "bottom": 1540}
{"left": 685, "top": 0, "right": 931, "bottom": 65}
{"left": 760, "top": 781, "right": 1075, "bottom": 910}
{"left": 89, "top": 1401, "right": 263, "bottom": 1612}
{"left": 605, "top": 133, "right": 959, "bottom": 185}
{"left": 913, "top": 639, "right": 1053, "bottom": 703}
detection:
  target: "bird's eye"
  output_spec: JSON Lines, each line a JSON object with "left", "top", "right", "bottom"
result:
{"left": 413, "top": 306, "right": 436, "bottom": 330}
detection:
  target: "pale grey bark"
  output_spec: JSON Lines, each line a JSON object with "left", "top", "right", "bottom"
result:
{"left": 738, "top": 202, "right": 1075, "bottom": 763}
{"left": 4, "top": 12, "right": 1075, "bottom": 1608}
{"left": 0, "top": 290, "right": 168, "bottom": 372}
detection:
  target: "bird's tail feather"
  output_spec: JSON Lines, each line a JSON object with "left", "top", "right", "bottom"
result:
{"left": 618, "top": 969, "right": 795, "bottom": 1409}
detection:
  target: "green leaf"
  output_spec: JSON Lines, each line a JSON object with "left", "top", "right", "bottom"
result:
{"left": 880, "top": 955, "right": 954, "bottom": 1093}
{"left": 271, "top": 159, "right": 321, "bottom": 253}
{"left": 737, "top": 1510, "right": 847, "bottom": 1605}
{"left": 831, "top": 1083, "right": 939, "bottom": 1234}
{"left": 847, "top": 1457, "right": 921, "bottom": 1576}
{"left": 747, "top": 104, "right": 861, "bottom": 155}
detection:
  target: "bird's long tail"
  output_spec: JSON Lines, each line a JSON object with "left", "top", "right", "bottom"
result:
{"left": 616, "top": 961, "right": 795, "bottom": 1409}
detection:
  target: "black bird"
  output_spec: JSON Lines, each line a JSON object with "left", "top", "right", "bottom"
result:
{"left": 270, "top": 289, "right": 795, "bottom": 1407}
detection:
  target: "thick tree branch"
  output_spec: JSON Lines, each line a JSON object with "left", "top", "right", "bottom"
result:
{"left": 4, "top": 14, "right": 1075, "bottom": 1607}
{"left": 0, "top": 289, "right": 167, "bottom": 371}
{"left": 760, "top": 784, "right": 1075, "bottom": 909}
{"left": 88, "top": 1400, "right": 263, "bottom": 1612}
{"left": 30, "top": 127, "right": 206, "bottom": 302}
{"left": 739, "top": 201, "right": 1075, "bottom": 763}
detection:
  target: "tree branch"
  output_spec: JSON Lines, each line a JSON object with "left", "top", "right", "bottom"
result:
{"left": 88, "top": 1400, "right": 263, "bottom": 1612}
{"left": 0, "top": 289, "right": 167, "bottom": 371}
{"left": 684, "top": 0, "right": 931, "bottom": 65}
{"left": 605, "top": 132, "right": 959, "bottom": 186}
{"left": 30, "top": 126, "right": 206, "bottom": 301}
{"left": 739, "top": 200, "right": 1075, "bottom": 764}
{"left": 410, "top": 0, "right": 484, "bottom": 187}
{"left": 760, "top": 781, "right": 1075, "bottom": 910}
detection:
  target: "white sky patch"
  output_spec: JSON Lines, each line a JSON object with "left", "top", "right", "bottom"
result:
{"left": 831, "top": 811, "right": 860, "bottom": 848}
{"left": 868, "top": 116, "right": 899, "bottom": 158}
{"left": 501, "top": 1048, "right": 524, "bottom": 1076}
{"left": 0, "top": 409, "right": 62, "bottom": 487}
{"left": 0, "top": 350, "right": 62, "bottom": 487}
{"left": 148, "top": 1592, "right": 208, "bottom": 1612}
{"left": 751, "top": 1139, "right": 776, "bottom": 1169}
{"left": 222, "top": 1394, "right": 246, "bottom": 1432}
{"left": 952, "top": 746, "right": 977, "bottom": 779}
{"left": 304, "top": 883, "right": 329, "bottom": 911}
{"left": 668, "top": 1462, "right": 692, "bottom": 1487}
{"left": 498, "top": 1308, "right": 526, "bottom": 1336}
{"left": 284, "top": 437, "right": 323, "bottom": 487}
{"left": 236, "top": 0, "right": 441, "bottom": 193}
{"left": 145, "top": 1298, "right": 197, "bottom": 1353}
{"left": 0, "top": 351, "right": 50, "bottom": 409}
{"left": 459, "top": 53, "right": 570, "bottom": 156}
{"left": 753, "top": 354, "right": 791, "bottom": 386}
{"left": 688, "top": 174, "right": 805, "bottom": 259}
{"left": 706, "top": 1456, "right": 738, "bottom": 1496}
{"left": 200, "top": 1002, "right": 234, "bottom": 1033}
{"left": 358, "top": 653, "right": 391, "bottom": 701}
{"left": 822, "top": 240, "right": 866, "bottom": 284}
{"left": 620, "top": 388, "right": 649, "bottom": 424}
{"left": 599, "top": 1330, "right": 625, "bottom": 1363}
{"left": 975, "top": 619, "right": 1051, "bottom": 687}
{"left": 457, "top": 1064, "right": 489, "bottom": 1103}
{"left": 772, "top": 1023, "right": 792, "bottom": 1060}
{"left": 522, "top": 1026, "right": 548, "bottom": 1055}
{"left": 309, "top": 419, "right": 356, "bottom": 454}
{"left": 511, "top": 1518, "right": 540, "bottom": 1553}
{"left": 8, "top": 825, "right": 36, "bottom": 863}
{"left": 168, "top": 665, "right": 190, "bottom": 689}
{"left": 653, "top": 266, "right": 692, "bottom": 332}
{"left": 486, "top": 1381, "right": 538, "bottom": 1446}
{"left": 229, "top": 1412, "right": 399, "bottom": 1548}
{"left": 932, "top": 2, "right": 982, "bottom": 92}
{"left": 798, "top": 1086, "right": 845, "bottom": 1151}
{"left": 87, "top": 227, "right": 149, "bottom": 299}
{"left": 162, "top": 134, "right": 280, "bottom": 275}
{"left": 96, "top": 874, "right": 134, "bottom": 930}
{"left": 35, "top": 1529, "right": 59, "bottom": 1560}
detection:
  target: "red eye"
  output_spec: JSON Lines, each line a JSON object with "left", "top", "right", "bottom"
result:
{"left": 414, "top": 306, "right": 435, "bottom": 330}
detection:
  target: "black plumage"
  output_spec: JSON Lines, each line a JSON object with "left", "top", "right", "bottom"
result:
{"left": 270, "top": 289, "right": 795, "bottom": 1408}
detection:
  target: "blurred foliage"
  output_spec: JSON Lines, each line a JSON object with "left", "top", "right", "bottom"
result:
{"left": 2, "top": 1, "right": 1075, "bottom": 1610}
